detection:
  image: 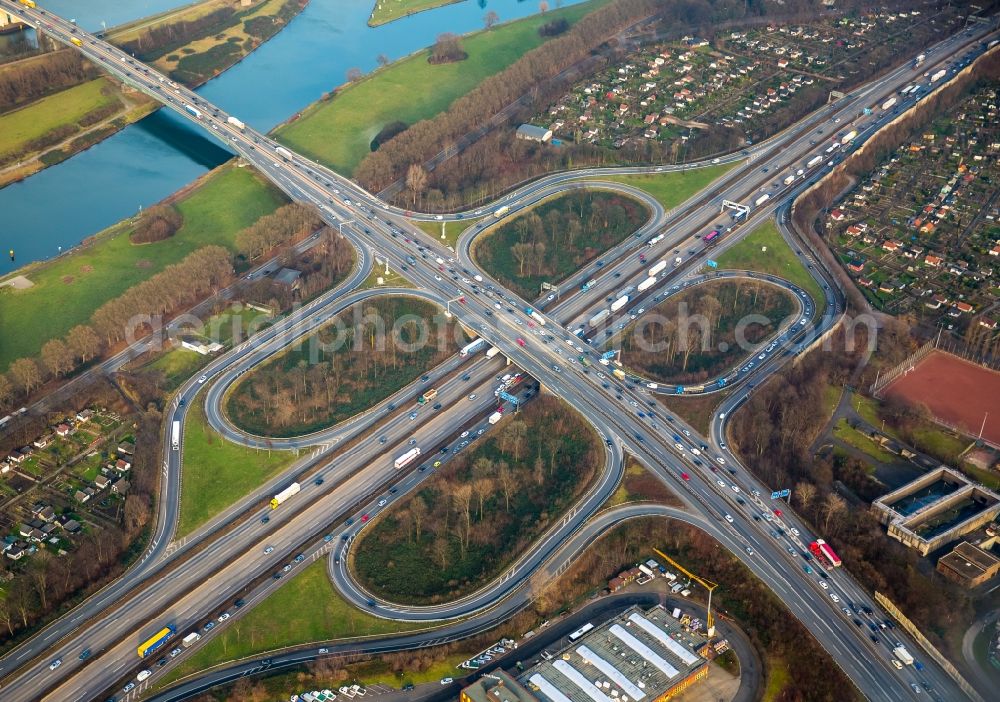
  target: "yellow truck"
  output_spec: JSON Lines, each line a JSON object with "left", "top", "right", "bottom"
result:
{"left": 70, "top": 37, "right": 83, "bottom": 47}
{"left": 18, "top": 0, "right": 37, "bottom": 8}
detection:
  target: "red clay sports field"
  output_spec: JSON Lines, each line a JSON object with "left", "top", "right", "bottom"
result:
{"left": 882, "top": 351, "right": 1000, "bottom": 446}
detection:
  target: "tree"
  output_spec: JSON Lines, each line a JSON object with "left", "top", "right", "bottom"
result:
{"left": 67, "top": 324, "right": 102, "bottom": 363}
{"left": 497, "top": 461, "right": 515, "bottom": 512}
{"left": 41, "top": 338, "right": 75, "bottom": 377}
{"left": 131, "top": 203, "right": 182, "bottom": 244}
{"left": 124, "top": 494, "right": 151, "bottom": 540}
{"left": 410, "top": 495, "right": 428, "bottom": 541}
{"left": 539, "top": 1, "right": 549, "bottom": 12}
{"left": 405, "top": 164, "right": 428, "bottom": 206}
{"left": 0, "top": 374, "right": 12, "bottom": 410}
{"left": 795, "top": 481, "right": 817, "bottom": 512}
{"left": 346, "top": 67, "right": 363, "bottom": 82}
{"left": 9, "top": 358, "right": 42, "bottom": 395}
{"left": 484, "top": 10, "right": 499, "bottom": 29}
{"left": 376, "top": 53, "right": 390, "bottom": 68}
{"left": 430, "top": 33, "right": 465, "bottom": 64}
{"left": 821, "top": 493, "right": 847, "bottom": 533}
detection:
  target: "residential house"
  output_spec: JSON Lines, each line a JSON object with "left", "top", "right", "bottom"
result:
{"left": 55, "top": 423, "right": 71, "bottom": 437}
{"left": 117, "top": 441, "right": 134, "bottom": 457}
{"left": 94, "top": 475, "right": 111, "bottom": 491}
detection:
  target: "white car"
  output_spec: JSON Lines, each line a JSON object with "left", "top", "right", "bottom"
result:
{"left": 198, "top": 375, "right": 208, "bottom": 384}
{"left": 716, "top": 456, "right": 726, "bottom": 465}
{"left": 378, "top": 499, "right": 387, "bottom": 507}
{"left": 440, "top": 678, "right": 454, "bottom": 685}
{"left": 460, "top": 431, "right": 470, "bottom": 438}
{"left": 830, "top": 593, "right": 840, "bottom": 603}
{"left": 136, "top": 669, "right": 152, "bottom": 682}
{"left": 676, "top": 443, "right": 686, "bottom": 451}
{"left": 690, "top": 448, "right": 701, "bottom": 456}
{"left": 724, "top": 514, "right": 734, "bottom": 523}
{"left": 790, "top": 528, "right": 800, "bottom": 536}
{"left": 49, "top": 659, "right": 62, "bottom": 671}
{"left": 468, "top": 394, "right": 477, "bottom": 401}
{"left": 891, "top": 659, "right": 903, "bottom": 670}
{"left": 717, "top": 480, "right": 726, "bottom": 487}
{"left": 819, "top": 581, "right": 829, "bottom": 590}
{"left": 264, "top": 545, "right": 274, "bottom": 554}
{"left": 217, "top": 612, "right": 230, "bottom": 622}
{"left": 731, "top": 485, "right": 740, "bottom": 493}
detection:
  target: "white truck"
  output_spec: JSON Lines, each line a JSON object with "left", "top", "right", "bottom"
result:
{"left": 589, "top": 308, "right": 611, "bottom": 328}
{"left": 881, "top": 97, "right": 897, "bottom": 111}
{"left": 648, "top": 260, "right": 667, "bottom": 277}
{"left": 182, "top": 632, "right": 201, "bottom": 648}
{"left": 530, "top": 311, "right": 547, "bottom": 327}
{"left": 610, "top": 295, "right": 629, "bottom": 313}
{"left": 485, "top": 346, "right": 500, "bottom": 359}
{"left": 783, "top": 174, "right": 796, "bottom": 186}
{"left": 807, "top": 155, "right": 823, "bottom": 168}
{"left": 493, "top": 205, "right": 510, "bottom": 218}
{"left": 171, "top": 420, "right": 180, "bottom": 451}
{"left": 893, "top": 646, "right": 914, "bottom": 666}
{"left": 672, "top": 256, "right": 682, "bottom": 267}
{"left": 840, "top": 130, "right": 858, "bottom": 145}
{"left": 754, "top": 193, "right": 771, "bottom": 207}
{"left": 226, "top": 116, "right": 246, "bottom": 131}
{"left": 637, "top": 276, "right": 656, "bottom": 292}
{"left": 394, "top": 447, "right": 421, "bottom": 470}
{"left": 275, "top": 146, "right": 293, "bottom": 161}
{"left": 488, "top": 411, "right": 503, "bottom": 425}
{"left": 270, "top": 482, "right": 300, "bottom": 509}
{"left": 930, "top": 69, "right": 946, "bottom": 82}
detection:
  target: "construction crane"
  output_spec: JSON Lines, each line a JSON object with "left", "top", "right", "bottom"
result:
{"left": 654, "top": 548, "right": 719, "bottom": 636}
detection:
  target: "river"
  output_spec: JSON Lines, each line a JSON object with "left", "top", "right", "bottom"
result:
{"left": 1, "top": 0, "right": 583, "bottom": 275}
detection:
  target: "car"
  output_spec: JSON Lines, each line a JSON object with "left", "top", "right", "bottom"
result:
{"left": 830, "top": 593, "right": 840, "bottom": 603}
{"left": 716, "top": 456, "right": 726, "bottom": 465}
{"left": 773, "top": 509, "right": 783, "bottom": 518}
{"left": 157, "top": 657, "right": 168, "bottom": 667}
{"left": 217, "top": 612, "right": 230, "bottom": 623}
{"left": 724, "top": 514, "right": 734, "bottom": 523}
{"left": 379, "top": 436, "right": 387, "bottom": 444}
{"left": 680, "top": 472, "right": 690, "bottom": 481}
{"left": 819, "top": 581, "right": 829, "bottom": 590}
{"left": 803, "top": 565, "right": 813, "bottom": 574}
{"left": 516, "top": 337, "right": 526, "bottom": 347}
{"left": 716, "top": 479, "right": 725, "bottom": 487}
{"left": 204, "top": 621, "right": 216, "bottom": 631}
{"left": 409, "top": 411, "right": 418, "bottom": 420}
{"left": 345, "top": 518, "right": 354, "bottom": 526}
{"left": 731, "top": 485, "right": 740, "bottom": 493}
{"left": 79, "top": 649, "right": 91, "bottom": 661}
{"left": 871, "top": 635, "right": 881, "bottom": 644}
{"left": 440, "top": 678, "right": 454, "bottom": 685}
{"left": 378, "top": 498, "right": 388, "bottom": 507}
{"left": 49, "top": 659, "right": 62, "bottom": 671}
{"left": 170, "top": 648, "right": 182, "bottom": 658}
{"left": 314, "top": 477, "right": 324, "bottom": 485}
{"left": 123, "top": 683, "right": 136, "bottom": 693}
{"left": 433, "top": 460, "right": 442, "bottom": 467}
{"left": 198, "top": 375, "right": 208, "bottom": 384}
{"left": 323, "top": 534, "right": 334, "bottom": 543}
{"left": 361, "top": 513, "right": 369, "bottom": 522}
{"left": 294, "top": 553, "right": 305, "bottom": 563}
{"left": 468, "top": 393, "right": 477, "bottom": 400}
{"left": 234, "top": 598, "right": 245, "bottom": 608}
{"left": 891, "top": 659, "right": 903, "bottom": 670}
{"left": 264, "top": 545, "right": 274, "bottom": 554}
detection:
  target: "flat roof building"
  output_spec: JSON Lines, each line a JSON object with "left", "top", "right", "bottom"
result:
{"left": 516, "top": 124, "right": 553, "bottom": 143}
{"left": 518, "top": 606, "right": 709, "bottom": 702}
{"left": 462, "top": 671, "right": 538, "bottom": 702}
{"left": 937, "top": 539, "right": 1000, "bottom": 587}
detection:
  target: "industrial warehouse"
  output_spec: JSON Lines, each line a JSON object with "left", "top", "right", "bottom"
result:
{"left": 462, "top": 606, "right": 710, "bottom": 702}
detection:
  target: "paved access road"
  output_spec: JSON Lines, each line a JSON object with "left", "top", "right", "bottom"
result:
{"left": 2, "top": 3, "right": 995, "bottom": 701}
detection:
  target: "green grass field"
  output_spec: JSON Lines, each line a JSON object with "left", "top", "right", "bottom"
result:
{"left": 368, "top": 0, "right": 461, "bottom": 26}
{"left": 714, "top": 220, "right": 825, "bottom": 315}
{"left": 177, "top": 395, "right": 297, "bottom": 537}
{"left": 598, "top": 161, "right": 737, "bottom": 209}
{"left": 415, "top": 218, "right": 476, "bottom": 248}
{"left": 0, "top": 78, "right": 120, "bottom": 159}
{"left": 277, "top": 0, "right": 602, "bottom": 175}
{"left": 832, "top": 418, "right": 898, "bottom": 464}
{"left": 162, "top": 560, "right": 426, "bottom": 684}
{"left": 0, "top": 165, "right": 285, "bottom": 371}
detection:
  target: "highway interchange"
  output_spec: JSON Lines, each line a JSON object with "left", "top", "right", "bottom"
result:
{"left": 1, "top": 2, "right": 997, "bottom": 701}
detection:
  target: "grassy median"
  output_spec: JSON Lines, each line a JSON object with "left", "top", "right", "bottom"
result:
{"left": 161, "top": 559, "right": 426, "bottom": 685}
{"left": 714, "top": 220, "right": 825, "bottom": 314}
{"left": 178, "top": 391, "right": 298, "bottom": 537}
{"left": 597, "top": 161, "right": 738, "bottom": 210}
{"left": 277, "top": 0, "right": 603, "bottom": 175}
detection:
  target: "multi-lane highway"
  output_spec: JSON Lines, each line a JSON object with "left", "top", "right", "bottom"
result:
{"left": 1, "top": 2, "right": 996, "bottom": 701}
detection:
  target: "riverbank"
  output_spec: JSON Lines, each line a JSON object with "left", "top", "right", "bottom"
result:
{"left": 276, "top": 0, "right": 601, "bottom": 175}
{"left": 368, "top": 0, "right": 465, "bottom": 27}
{"left": 0, "top": 0, "right": 308, "bottom": 190}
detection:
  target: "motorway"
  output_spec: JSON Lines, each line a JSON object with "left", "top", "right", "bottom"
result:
{"left": 0, "top": 2, "right": 996, "bottom": 701}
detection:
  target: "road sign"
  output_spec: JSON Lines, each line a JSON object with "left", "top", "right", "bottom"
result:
{"left": 499, "top": 391, "right": 520, "bottom": 406}
{"left": 770, "top": 489, "right": 790, "bottom": 500}
{"left": 601, "top": 350, "right": 617, "bottom": 361}
{"left": 706, "top": 260, "right": 718, "bottom": 268}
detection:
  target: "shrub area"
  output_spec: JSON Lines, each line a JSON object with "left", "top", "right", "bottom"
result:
{"left": 474, "top": 190, "right": 648, "bottom": 298}
{"left": 353, "top": 395, "right": 602, "bottom": 604}
{"left": 619, "top": 279, "right": 794, "bottom": 385}
{"left": 130, "top": 204, "right": 183, "bottom": 244}
{"left": 225, "top": 297, "right": 461, "bottom": 436}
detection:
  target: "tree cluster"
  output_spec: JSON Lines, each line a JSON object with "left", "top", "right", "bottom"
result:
{"left": 538, "top": 18, "right": 570, "bottom": 37}
{"left": 428, "top": 33, "right": 467, "bottom": 65}
{"left": 241, "top": 229, "right": 355, "bottom": 312}
{"left": 475, "top": 190, "right": 648, "bottom": 297}
{"left": 621, "top": 279, "right": 793, "bottom": 383}
{"left": 0, "top": 50, "right": 97, "bottom": 114}
{"left": 234, "top": 203, "right": 324, "bottom": 260}
{"left": 226, "top": 297, "right": 456, "bottom": 436}
{"left": 130, "top": 203, "right": 184, "bottom": 244}
{"left": 354, "top": 395, "right": 602, "bottom": 604}
{"left": 0, "top": 323, "right": 105, "bottom": 409}
{"left": 117, "top": 7, "right": 237, "bottom": 61}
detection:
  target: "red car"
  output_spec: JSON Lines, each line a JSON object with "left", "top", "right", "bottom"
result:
{"left": 639, "top": 254, "right": 647, "bottom": 263}
{"left": 516, "top": 338, "right": 526, "bottom": 347}
{"left": 680, "top": 472, "right": 690, "bottom": 481}
{"left": 361, "top": 514, "right": 370, "bottom": 522}
{"left": 458, "top": 296, "right": 466, "bottom": 304}
{"left": 773, "top": 509, "right": 783, "bottom": 518}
